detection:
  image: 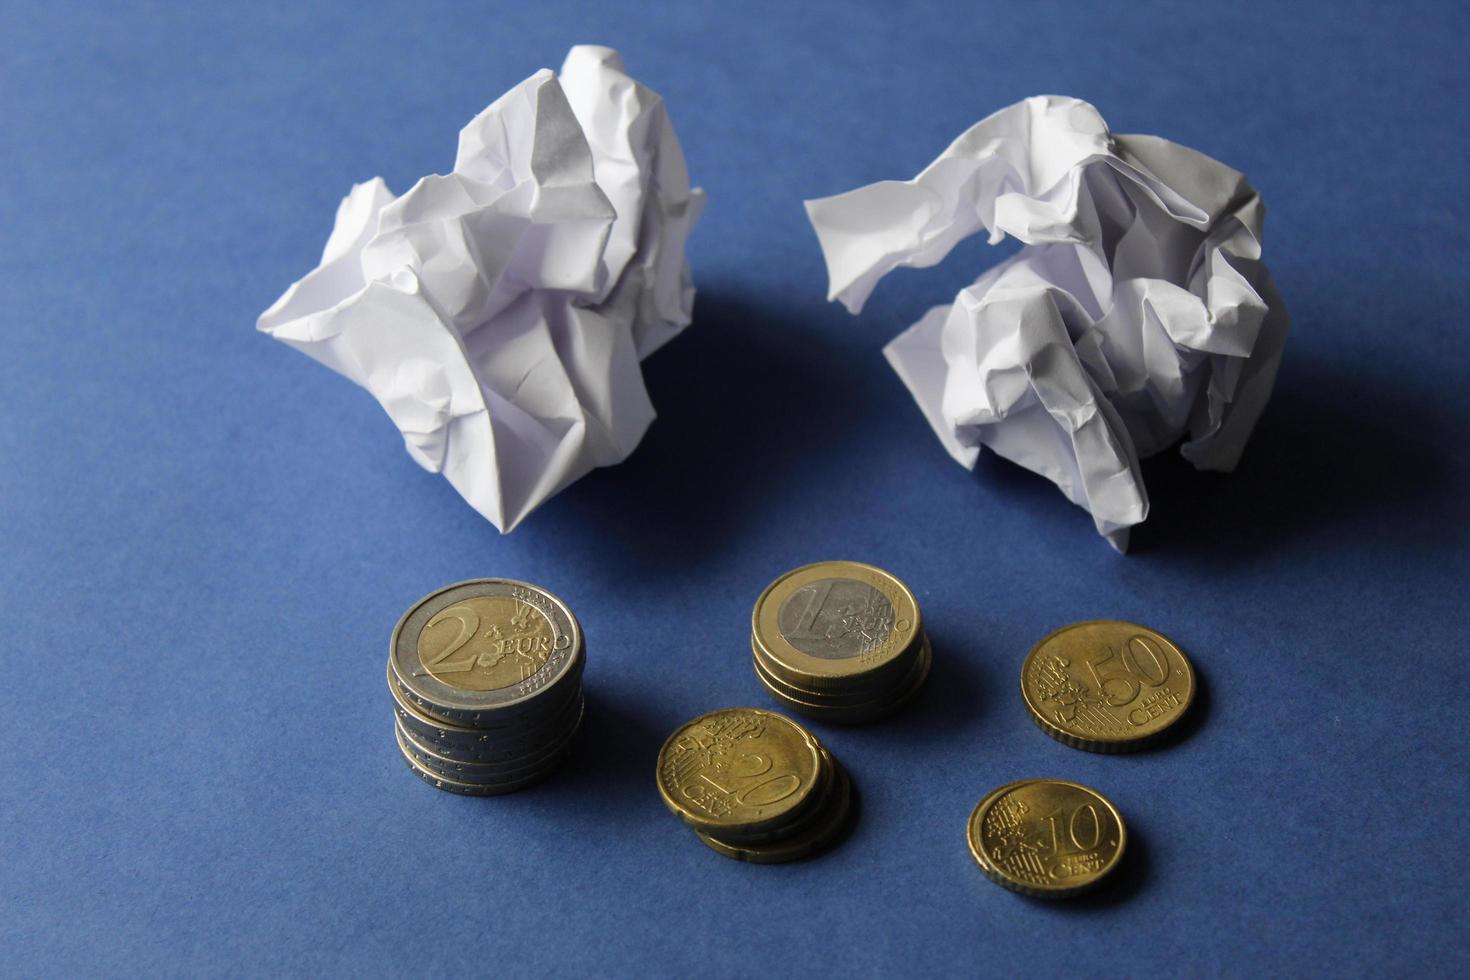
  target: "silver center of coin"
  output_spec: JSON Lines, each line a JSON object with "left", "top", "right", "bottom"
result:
{"left": 777, "top": 578, "right": 895, "bottom": 659}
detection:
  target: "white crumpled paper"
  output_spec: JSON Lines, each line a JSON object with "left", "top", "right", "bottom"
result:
{"left": 805, "top": 96, "right": 1288, "bottom": 550}
{"left": 259, "top": 45, "right": 704, "bottom": 531}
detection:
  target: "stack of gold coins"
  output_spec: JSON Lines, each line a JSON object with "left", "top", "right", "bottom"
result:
{"left": 656, "top": 708, "right": 854, "bottom": 863}
{"left": 387, "top": 579, "right": 585, "bottom": 795}
{"left": 750, "top": 561, "right": 931, "bottom": 724}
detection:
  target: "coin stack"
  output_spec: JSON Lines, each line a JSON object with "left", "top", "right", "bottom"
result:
{"left": 387, "top": 579, "right": 585, "bottom": 795}
{"left": 750, "top": 561, "right": 931, "bottom": 724}
{"left": 656, "top": 708, "right": 854, "bottom": 863}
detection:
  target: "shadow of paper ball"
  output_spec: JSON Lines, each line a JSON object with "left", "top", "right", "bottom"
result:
{"left": 959, "top": 340, "right": 1456, "bottom": 566}
{"left": 544, "top": 289, "right": 898, "bottom": 574}
{"left": 1130, "top": 357, "right": 1454, "bottom": 564}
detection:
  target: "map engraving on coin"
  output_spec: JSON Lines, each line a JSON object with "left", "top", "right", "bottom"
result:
{"left": 777, "top": 578, "right": 897, "bottom": 660}
{"left": 388, "top": 578, "right": 586, "bottom": 793}
{"left": 967, "top": 779, "right": 1126, "bottom": 897}
{"left": 1020, "top": 621, "right": 1195, "bottom": 751}
{"left": 416, "top": 593, "right": 567, "bottom": 692}
{"left": 656, "top": 708, "right": 822, "bottom": 832}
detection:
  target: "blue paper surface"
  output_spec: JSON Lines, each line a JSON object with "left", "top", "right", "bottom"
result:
{"left": 3, "top": 1, "right": 1468, "bottom": 975}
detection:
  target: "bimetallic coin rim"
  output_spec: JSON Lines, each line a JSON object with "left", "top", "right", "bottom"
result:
{"left": 966, "top": 778, "right": 1127, "bottom": 898}
{"left": 395, "top": 697, "right": 585, "bottom": 779}
{"left": 655, "top": 707, "right": 826, "bottom": 837}
{"left": 754, "top": 637, "right": 932, "bottom": 724}
{"left": 695, "top": 761, "right": 854, "bottom": 864}
{"left": 751, "top": 632, "right": 922, "bottom": 705}
{"left": 387, "top": 653, "right": 583, "bottom": 727}
{"left": 392, "top": 691, "right": 584, "bottom": 763}
{"left": 389, "top": 578, "right": 584, "bottom": 720}
{"left": 388, "top": 651, "right": 584, "bottom": 730}
{"left": 390, "top": 578, "right": 584, "bottom": 725}
{"left": 1019, "top": 620, "right": 1195, "bottom": 753}
{"left": 752, "top": 561, "right": 923, "bottom": 688}
{"left": 396, "top": 740, "right": 570, "bottom": 796}
{"left": 396, "top": 726, "right": 580, "bottom": 785}
{"left": 388, "top": 659, "right": 586, "bottom": 762}
{"left": 752, "top": 635, "right": 932, "bottom": 708}
{"left": 394, "top": 721, "right": 574, "bottom": 796}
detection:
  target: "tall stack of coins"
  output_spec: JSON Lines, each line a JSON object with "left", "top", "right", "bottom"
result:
{"left": 1019, "top": 620, "right": 1196, "bottom": 752}
{"left": 656, "top": 708, "right": 854, "bottom": 863}
{"left": 387, "top": 579, "right": 585, "bottom": 795}
{"left": 750, "top": 561, "right": 931, "bottom": 724}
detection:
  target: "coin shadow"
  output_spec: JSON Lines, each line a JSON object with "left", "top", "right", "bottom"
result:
{"left": 802, "top": 630, "right": 992, "bottom": 748}
{"left": 543, "top": 689, "right": 667, "bottom": 827}
{"left": 1048, "top": 829, "right": 1150, "bottom": 911}
{"left": 1128, "top": 357, "right": 1456, "bottom": 563}
{"left": 723, "top": 766, "right": 862, "bottom": 870}
{"left": 967, "top": 353, "right": 1457, "bottom": 565}
{"left": 897, "top": 631, "right": 992, "bottom": 742}
{"left": 804, "top": 775, "right": 861, "bottom": 867}
{"left": 1128, "top": 664, "right": 1210, "bottom": 755}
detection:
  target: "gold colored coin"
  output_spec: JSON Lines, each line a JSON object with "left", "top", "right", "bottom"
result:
{"left": 1020, "top": 620, "right": 1195, "bottom": 752}
{"left": 696, "top": 762, "right": 854, "bottom": 864}
{"left": 967, "top": 779, "right": 1126, "bottom": 898}
{"left": 655, "top": 708, "right": 825, "bottom": 838}
{"left": 389, "top": 579, "right": 582, "bottom": 726}
{"left": 752, "top": 561, "right": 922, "bottom": 691}
{"left": 416, "top": 593, "right": 560, "bottom": 692}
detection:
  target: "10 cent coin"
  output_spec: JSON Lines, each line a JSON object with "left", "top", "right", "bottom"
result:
{"left": 967, "top": 778, "right": 1126, "bottom": 898}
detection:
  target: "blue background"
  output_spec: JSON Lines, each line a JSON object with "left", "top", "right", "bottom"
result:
{"left": 4, "top": 1, "right": 1468, "bottom": 975}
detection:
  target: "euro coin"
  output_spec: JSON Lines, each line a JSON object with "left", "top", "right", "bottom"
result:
{"left": 394, "top": 699, "right": 584, "bottom": 781}
{"left": 1020, "top": 620, "right": 1195, "bottom": 752}
{"left": 708, "top": 747, "right": 838, "bottom": 846}
{"left": 752, "top": 636, "right": 932, "bottom": 724}
{"left": 695, "top": 760, "right": 854, "bottom": 864}
{"left": 657, "top": 709, "right": 855, "bottom": 862}
{"left": 967, "top": 779, "right": 1126, "bottom": 898}
{"left": 751, "top": 561, "right": 930, "bottom": 722}
{"left": 390, "top": 579, "right": 583, "bottom": 727}
{"left": 387, "top": 647, "right": 584, "bottom": 730}
{"left": 752, "top": 561, "right": 922, "bottom": 690}
{"left": 394, "top": 723, "right": 573, "bottom": 796}
{"left": 389, "top": 660, "right": 584, "bottom": 763}
{"left": 656, "top": 707, "right": 826, "bottom": 839}
{"left": 388, "top": 579, "right": 585, "bottom": 795}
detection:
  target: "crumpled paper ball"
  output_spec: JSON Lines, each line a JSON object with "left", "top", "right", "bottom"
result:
{"left": 806, "top": 95, "right": 1288, "bottom": 550}
{"left": 259, "top": 45, "right": 704, "bottom": 530}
